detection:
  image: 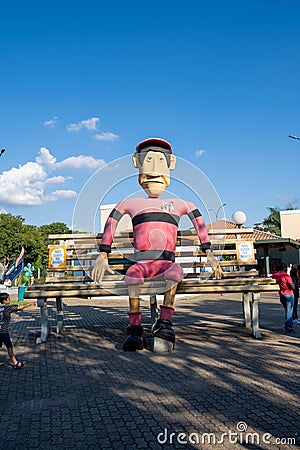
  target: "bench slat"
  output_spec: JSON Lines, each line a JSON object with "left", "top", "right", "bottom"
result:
{"left": 25, "top": 277, "right": 277, "bottom": 299}
{"left": 24, "top": 282, "right": 278, "bottom": 299}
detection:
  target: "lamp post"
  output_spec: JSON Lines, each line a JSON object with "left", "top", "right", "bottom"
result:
{"left": 0, "top": 148, "right": 5, "bottom": 157}
{"left": 208, "top": 203, "right": 227, "bottom": 221}
{"left": 208, "top": 203, "right": 227, "bottom": 243}
{"left": 231, "top": 210, "right": 247, "bottom": 273}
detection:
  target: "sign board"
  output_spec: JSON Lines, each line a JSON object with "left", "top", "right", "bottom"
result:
{"left": 236, "top": 241, "right": 255, "bottom": 263}
{"left": 48, "top": 246, "right": 67, "bottom": 269}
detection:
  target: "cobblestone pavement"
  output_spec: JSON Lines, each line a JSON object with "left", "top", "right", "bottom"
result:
{"left": 0, "top": 293, "right": 299, "bottom": 450}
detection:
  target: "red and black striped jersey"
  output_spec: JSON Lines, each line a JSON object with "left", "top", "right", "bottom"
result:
{"left": 99, "top": 197, "right": 211, "bottom": 262}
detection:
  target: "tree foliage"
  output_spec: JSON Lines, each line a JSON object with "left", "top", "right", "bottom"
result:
{"left": 254, "top": 205, "right": 296, "bottom": 236}
{"left": 38, "top": 222, "right": 72, "bottom": 239}
{"left": 0, "top": 214, "right": 25, "bottom": 264}
{"left": 0, "top": 214, "right": 44, "bottom": 266}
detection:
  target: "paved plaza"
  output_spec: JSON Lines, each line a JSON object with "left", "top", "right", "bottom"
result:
{"left": 0, "top": 292, "right": 299, "bottom": 450}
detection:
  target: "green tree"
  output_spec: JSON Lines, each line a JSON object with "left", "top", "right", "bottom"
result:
{"left": 38, "top": 222, "right": 72, "bottom": 239}
{"left": 0, "top": 214, "right": 26, "bottom": 265}
{"left": 254, "top": 205, "right": 296, "bottom": 236}
{"left": 21, "top": 224, "right": 44, "bottom": 269}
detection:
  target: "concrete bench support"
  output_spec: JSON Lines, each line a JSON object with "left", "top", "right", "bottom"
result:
{"left": 56, "top": 297, "right": 64, "bottom": 334}
{"left": 243, "top": 292, "right": 252, "bottom": 329}
{"left": 150, "top": 295, "right": 158, "bottom": 325}
{"left": 36, "top": 299, "right": 49, "bottom": 344}
{"left": 242, "top": 291, "right": 261, "bottom": 339}
{"left": 252, "top": 293, "right": 261, "bottom": 339}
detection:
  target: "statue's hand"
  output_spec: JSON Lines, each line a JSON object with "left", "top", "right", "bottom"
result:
{"left": 205, "top": 249, "right": 223, "bottom": 279}
{"left": 91, "top": 252, "right": 114, "bottom": 283}
{"left": 213, "top": 265, "right": 223, "bottom": 280}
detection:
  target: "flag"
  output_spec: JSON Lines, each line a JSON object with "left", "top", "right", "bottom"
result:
{"left": 1, "top": 247, "right": 25, "bottom": 284}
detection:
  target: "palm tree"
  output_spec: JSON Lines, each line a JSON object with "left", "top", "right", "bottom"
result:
{"left": 254, "top": 204, "right": 296, "bottom": 236}
{"left": 261, "top": 207, "right": 281, "bottom": 235}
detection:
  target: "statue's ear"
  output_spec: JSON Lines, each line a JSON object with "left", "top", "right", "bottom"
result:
{"left": 169, "top": 154, "right": 176, "bottom": 170}
{"left": 132, "top": 153, "right": 140, "bottom": 168}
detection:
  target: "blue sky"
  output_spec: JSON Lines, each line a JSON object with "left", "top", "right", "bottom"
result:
{"left": 1, "top": 0, "right": 300, "bottom": 232}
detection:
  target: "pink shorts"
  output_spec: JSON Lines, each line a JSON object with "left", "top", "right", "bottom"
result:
{"left": 125, "top": 260, "right": 183, "bottom": 285}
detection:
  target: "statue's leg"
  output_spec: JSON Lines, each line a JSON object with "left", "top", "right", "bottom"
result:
{"left": 163, "top": 280, "right": 178, "bottom": 306}
{"left": 128, "top": 285, "right": 140, "bottom": 311}
{"left": 151, "top": 280, "right": 178, "bottom": 353}
{"left": 123, "top": 284, "right": 144, "bottom": 352}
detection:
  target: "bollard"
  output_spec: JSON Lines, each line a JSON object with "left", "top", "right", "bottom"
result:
{"left": 18, "top": 285, "right": 26, "bottom": 301}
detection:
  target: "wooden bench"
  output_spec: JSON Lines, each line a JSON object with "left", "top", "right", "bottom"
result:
{"left": 24, "top": 227, "right": 278, "bottom": 343}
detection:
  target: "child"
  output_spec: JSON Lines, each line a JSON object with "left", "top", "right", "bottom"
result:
{"left": 0, "top": 292, "right": 33, "bottom": 369}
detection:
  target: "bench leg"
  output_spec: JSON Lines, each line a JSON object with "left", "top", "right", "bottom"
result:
{"left": 243, "top": 292, "right": 251, "bottom": 329}
{"left": 56, "top": 297, "right": 64, "bottom": 334}
{"left": 150, "top": 295, "right": 158, "bottom": 326}
{"left": 36, "top": 299, "right": 49, "bottom": 343}
{"left": 252, "top": 293, "right": 261, "bottom": 339}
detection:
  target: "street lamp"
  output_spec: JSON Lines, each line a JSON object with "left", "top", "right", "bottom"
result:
{"left": 0, "top": 148, "right": 5, "bottom": 157}
{"left": 208, "top": 203, "right": 227, "bottom": 242}
{"left": 208, "top": 203, "right": 227, "bottom": 221}
{"left": 232, "top": 210, "right": 247, "bottom": 228}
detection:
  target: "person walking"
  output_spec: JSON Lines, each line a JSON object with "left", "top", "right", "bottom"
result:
{"left": 290, "top": 267, "right": 300, "bottom": 324}
{"left": 272, "top": 263, "right": 295, "bottom": 333}
{"left": 0, "top": 292, "right": 33, "bottom": 369}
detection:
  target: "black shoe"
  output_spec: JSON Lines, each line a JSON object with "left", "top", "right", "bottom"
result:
{"left": 285, "top": 328, "right": 295, "bottom": 334}
{"left": 152, "top": 319, "right": 175, "bottom": 343}
{"left": 123, "top": 325, "right": 144, "bottom": 351}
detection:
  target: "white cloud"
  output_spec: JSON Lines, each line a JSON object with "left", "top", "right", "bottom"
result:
{"left": 195, "top": 149, "right": 206, "bottom": 158}
{"left": 48, "top": 190, "right": 77, "bottom": 202}
{"left": 94, "top": 132, "right": 119, "bottom": 141}
{"left": 0, "top": 147, "right": 106, "bottom": 207}
{"left": 66, "top": 117, "right": 100, "bottom": 132}
{"left": 44, "top": 116, "right": 58, "bottom": 127}
{"left": 56, "top": 155, "right": 105, "bottom": 170}
{"left": 36, "top": 147, "right": 57, "bottom": 167}
{"left": 0, "top": 160, "right": 49, "bottom": 205}
{"left": 44, "top": 175, "right": 68, "bottom": 186}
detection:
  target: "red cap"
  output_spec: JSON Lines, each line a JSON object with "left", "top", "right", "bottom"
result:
{"left": 135, "top": 138, "right": 172, "bottom": 154}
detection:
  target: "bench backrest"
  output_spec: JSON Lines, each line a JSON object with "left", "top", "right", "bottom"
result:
{"left": 46, "top": 228, "right": 258, "bottom": 284}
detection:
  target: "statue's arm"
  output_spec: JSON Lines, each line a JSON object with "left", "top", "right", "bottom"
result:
{"left": 186, "top": 202, "right": 223, "bottom": 279}
{"left": 92, "top": 202, "right": 126, "bottom": 282}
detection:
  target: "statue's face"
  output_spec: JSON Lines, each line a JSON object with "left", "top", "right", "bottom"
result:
{"left": 137, "top": 151, "right": 172, "bottom": 197}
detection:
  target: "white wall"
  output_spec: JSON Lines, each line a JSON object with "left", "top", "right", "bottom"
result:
{"left": 280, "top": 210, "right": 300, "bottom": 240}
{"left": 100, "top": 204, "right": 132, "bottom": 233}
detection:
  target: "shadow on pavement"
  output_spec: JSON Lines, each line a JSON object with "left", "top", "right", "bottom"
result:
{"left": 0, "top": 294, "right": 299, "bottom": 449}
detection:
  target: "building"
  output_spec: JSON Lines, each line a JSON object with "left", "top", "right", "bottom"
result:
{"left": 208, "top": 220, "right": 300, "bottom": 275}
{"left": 280, "top": 209, "right": 300, "bottom": 240}
{"left": 100, "top": 204, "right": 131, "bottom": 232}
